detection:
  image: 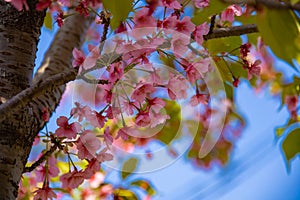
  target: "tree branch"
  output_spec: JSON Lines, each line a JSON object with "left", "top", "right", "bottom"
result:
{"left": 203, "top": 24, "right": 258, "bottom": 40}
{"left": 0, "top": 24, "right": 259, "bottom": 122}
{"left": 23, "top": 143, "right": 59, "bottom": 173}
{"left": 223, "top": 0, "right": 300, "bottom": 11}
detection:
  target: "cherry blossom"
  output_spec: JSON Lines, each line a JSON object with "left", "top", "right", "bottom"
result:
{"left": 33, "top": 186, "right": 57, "bottom": 200}
{"left": 131, "top": 82, "right": 156, "bottom": 103}
{"left": 83, "top": 45, "right": 100, "bottom": 70}
{"left": 72, "top": 48, "right": 86, "bottom": 68}
{"left": 148, "top": 97, "right": 165, "bottom": 113}
{"left": 149, "top": 111, "right": 170, "bottom": 127}
{"left": 133, "top": 8, "right": 157, "bottom": 28}
{"left": 174, "top": 17, "right": 195, "bottom": 35}
{"left": 167, "top": 74, "right": 188, "bottom": 100}
{"left": 60, "top": 170, "right": 85, "bottom": 189}
{"left": 84, "top": 158, "right": 101, "bottom": 179}
{"left": 136, "top": 111, "right": 152, "bottom": 127}
{"left": 221, "top": 4, "right": 243, "bottom": 23}
{"left": 194, "top": 22, "right": 209, "bottom": 45}
{"left": 162, "top": 0, "right": 181, "bottom": 9}
{"left": 103, "top": 127, "right": 113, "bottom": 148}
{"left": 36, "top": 0, "right": 52, "bottom": 11}
{"left": 55, "top": 116, "right": 81, "bottom": 139}
{"left": 116, "top": 127, "right": 129, "bottom": 141}
{"left": 77, "top": 130, "right": 101, "bottom": 160}
{"left": 70, "top": 102, "right": 92, "bottom": 122}
{"left": 5, "top": 0, "right": 28, "bottom": 11}
{"left": 190, "top": 93, "right": 209, "bottom": 106}
{"left": 35, "top": 156, "right": 59, "bottom": 182}
{"left": 171, "top": 34, "right": 190, "bottom": 56}
{"left": 96, "top": 148, "right": 113, "bottom": 162}
{"left": 194, "top": 0, "right": 209, "bottom": 8}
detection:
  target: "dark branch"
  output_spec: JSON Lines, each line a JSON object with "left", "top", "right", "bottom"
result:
{"left": 23, "top": 143, "right": 59, "bottom": 173}
{"left": 204, "top": 24, "right": 258, "bottom": 40}
{"left": 223, "top": 0, "right": 300, "bottom": 11}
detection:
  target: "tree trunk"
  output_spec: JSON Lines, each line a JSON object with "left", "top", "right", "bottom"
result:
{"left": 0, "top": 1, "right": 45, "bottom": 198}
{"left": 0, "top": 0, "right": 93, "bottom": 198}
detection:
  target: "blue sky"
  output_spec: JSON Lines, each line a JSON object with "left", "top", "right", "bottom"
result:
{"left": 33, "top": 20, "right": 300, "bottom": 199}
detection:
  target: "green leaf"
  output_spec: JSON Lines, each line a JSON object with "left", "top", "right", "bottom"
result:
{"left": 276, "top": 126, "right": 285, "bottom": 137}
{"left": 121, "top": 157, "right": 138, "bottom": 180}
{"left": 102, "top": 0, "right": 133, "bottom": 30}
{"left": 191, "top": 0, "right": 228, "bottom": 25}
{"left": 214, "top": 59, "right": 232, "bottom": 83}
{"left": 155, "top": 100, "right": 181, "bottom": 145}
{"left": 282, "top": 128, "right": 300, "bottom": 163}
{"left": 114, "top": 189, "right": 138, "bottom": 200}
{"left": 256, "top": 9, "right": 300, "bottom": 68}
{"left": 203, "top": 36, "right": 242, "bottom": 56}
{"left": 44, "top": 11, "right": 52, "bottom": 30}
{"left": 130, "top": 179, "right": 156, "bottom": 196}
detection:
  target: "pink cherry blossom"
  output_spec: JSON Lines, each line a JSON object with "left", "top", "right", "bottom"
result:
{"left": 60, "top": 170, "right": 85, "bottom": 189}
{"left": 221, "top": 4, "right": 242, "bottom": 23}
{"left": 148, "top": 97, "right": 165, "bottom": 113}
{"left": 194, "top": 22, "right": 209, "bottom": 45}
{"left": 171, "top": 34, "right": 190, "bottom": 56}
{"left": 75, "top": 0, "right": 89, "bottom": 16}
{"left": 131, "top": 82, "right": 156, "bottom": 103}
{"left": 134, "top": 8, "right": 157, "bottom": 28}
{"left": 55, "top": 12, "right": 64, "bottom": 27}
{"left": 103, "top": 127, "right": 113, "bottom": 148}
{"left": 36, "top": 0, "right": 51, "bottom": 10}
{"left": 86, "top": 110, "right": 107, "bottom": 128}
{"left": 33, "top": 186, "right": 57, "bottom": 200}
{"left": 99, "top": 184, "right": 114, "bottom": 199}
{"left": 70, "top": 102, "right": 92, "bottom": 122}
{"left": 248, "top": 59, "right": 261, "bottom": 79}
{"left": 167, "top": 74, "right": 189, "bottom": 100}
{"left": 121, "top": 100, "right": 138, "bottom": 115}
{"left": 149, "top": 111, "right": 170, "bottom": 127}
{"left": 285, "top": 95, "right": 298, "bottom": 113}
{"left": 55, "top": 116, "right": 81, "bottom": 139}
{"left": 5, "top": 0, "right": 29, "bottom": 11}
{"left": 136, "top": 111, "right": 151, "bottom": 127}
{"left": 96, "top": 148, "right": 113, "bottom": 162}
{"left": 83, "top": 45, "right": 100, "bottom": 70}
{"left": 77, "top": 130, "right": 101, "bottom": 160}
{"left": 95, "top": 84, "right": 113, "bottom": 104}
{"left": 41, "top": 107, "right": 50, "bottom": 122}
{"left": 116, "top": 127, "right": 129, "bottom": 140}
{"left": 109, "top": 62, "right": 124, "bottom": 83}
{"left": 162, "top": 0, "right": 181, "bottom": 9}
{"left": 84, "top": 158, "right": 101, "bottom": 179}
{"left": 174, "top": 17, "right": 195, "bottom": 35}
{"left": 190, "top": 93, "right": 209, "bottom": 106}
{"left": 162, "top": 16, "right": 177, "bottom": 30}
{"left": 194, "top": 0, "right": 209, "bottom": 8}
{"left": 72, "top": 48, "right": 86, "bottom": 68}
{"left": 35, "top": 156, "right": 59, "bottom": 182}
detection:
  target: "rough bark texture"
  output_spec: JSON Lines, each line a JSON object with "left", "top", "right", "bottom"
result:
{"left": 0, "top": 1, "right": 93, "bottom": 199}
{"left": 0, "top": 1, "right": 45, "bottom": 199}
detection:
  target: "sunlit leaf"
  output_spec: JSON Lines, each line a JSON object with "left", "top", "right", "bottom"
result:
{"left": 44, "top": 11, "right": 52, "bottom": 30}
{"left": 282, "top": 128, "right": 300, "bottom": 163}
{"left": 102, "top": 0, "right": 134, "bottom": 30}
{"left": 256, "top": 8, "right": 300, "bottom": 68}
{"left": 155, "top": 100, "right": 181, "bottom": 145}
{"left": 203, "top": 36, "right": 242, "bottom": 56}
{"left": 121, "top": 157, "right": 138, "bottom": 180}
{"left": 130, "top": 179, "right": 156, "bottom": 196}
{"left": 191, "top": 0, "right": 228, "bottom": 25}
{"left": 114, "top": 189, "right": 138, "bottom": 200}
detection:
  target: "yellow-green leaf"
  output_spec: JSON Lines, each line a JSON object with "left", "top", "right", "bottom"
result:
{"left": 282, "top": 128, "right": 300, "bottom": 164}
{"left": 130, "top": 179, "right": 156, "bottom": 196}
{"left": 102, "top": 0, "right": 134, "bottom": 30}
{"left": 256, "top": 9, "right": 300, "bottom": 68}
{"left": 191, "top": 0, "right": 228, "bottom": 25}
{"left": 121, "top": 157, "right": 138, "bottom": 180}
{"left": 44, "top": 11, "right": 52, "bottom": 30}
{"left": 203, "top": 36, "right": 242, "bottom": 56}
